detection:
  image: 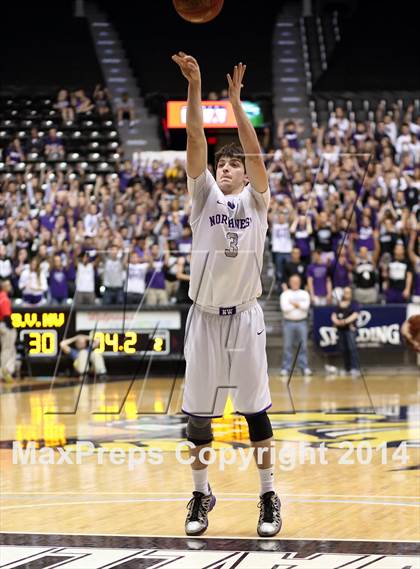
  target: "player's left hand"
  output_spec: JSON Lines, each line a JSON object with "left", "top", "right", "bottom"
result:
{"left": 226, "top": 62, "right": 246, "bottom": 104}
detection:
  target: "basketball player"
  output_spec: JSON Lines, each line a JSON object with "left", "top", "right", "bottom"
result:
{"left": 401, "top": 317, "right": 420, "bottom": 352}
{"left": 172, "top": 52, "right": 281, "bottom": 537}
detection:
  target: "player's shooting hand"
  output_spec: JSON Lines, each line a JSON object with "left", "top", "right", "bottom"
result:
{"left": 172, "top": 52, "right": 201, "bottom": 84}
{"left": 226, "top": 62, "right": 246, "bottom": 104}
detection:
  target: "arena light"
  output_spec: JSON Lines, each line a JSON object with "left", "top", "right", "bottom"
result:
{"left": 0, "top": 131, "right": 6, "bottom": 137}
{"left": 70, "top": 153, "right": 80, "bottom": 159}
{"left": 39, "top": 162, "right": 46, "bottom": 168}
{"left": 80, "top": 162, "right": 88, "bottom": 169}
{"left": 91, "top": 131, "right": 99, "bottom": 138}
{"left": 99, "top": 162, "right": 109, "bottom": 169}
{"left": 18, "top": 131, "right": 26, "bottom": 137}
{"left": 57, "top": 131, "right": 63, "bottom": 137}
{"left": 45, "top": 120, "right": 53, "bottom": 126}
{"left": 59, "top": 162, "right": 67, "bottom": 170}
{"left": 73, "top": 131, "right": 81, "bottom": 138}
{"left": 90, "top": 142, "right": 99, "bottom": 148}
{"left": 109, "top": 131, "right": 117, "bottom": 137}
{"left": 167, "top": 100, "right": 264, "bottom": 128}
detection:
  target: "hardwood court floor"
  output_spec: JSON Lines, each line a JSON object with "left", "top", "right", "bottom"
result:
{"left": 0, "top": 372, "right": 419, "bottom": 542}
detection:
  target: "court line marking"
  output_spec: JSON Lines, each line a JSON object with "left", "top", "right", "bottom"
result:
{"left": 1, "top": 530, "right": 419, "bottom": 543}
{"left": 1, "top": 497, "right": 419, "bottom": 510}
{"left": 1, "top": 492, "right": 419, "bottom": 499}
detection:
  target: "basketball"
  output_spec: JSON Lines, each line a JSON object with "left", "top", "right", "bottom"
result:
{"left": 408, "top": 314, "right": 420, "bottom": 343}
{"left": 172, "top": 0, "right": 224, "bottom": 24}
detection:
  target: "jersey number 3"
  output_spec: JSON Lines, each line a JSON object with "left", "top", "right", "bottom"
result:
{"left": 225, "top": 232, "right": 238, "bottom": 258}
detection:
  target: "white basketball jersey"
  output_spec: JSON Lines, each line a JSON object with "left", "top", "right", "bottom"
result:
{"left": 271, "top": 222, "right": 292, "bottom": 253}
{"left": 188, "top": 169, "right": 269, "bottom": 308}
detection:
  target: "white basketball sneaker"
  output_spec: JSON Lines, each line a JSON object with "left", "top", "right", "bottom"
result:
{"left": 257, "top": 491, "right": 282, "bottom": 537}
{"left": 185, "top": 488, "right": 216, "bottom": 536}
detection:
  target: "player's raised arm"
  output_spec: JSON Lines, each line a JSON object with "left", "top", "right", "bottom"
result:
{"left": 227, "top": 63, "right": 268, "bottom": 194}
{"left": 172, "top": 52, "right": 207, "bottom": 180}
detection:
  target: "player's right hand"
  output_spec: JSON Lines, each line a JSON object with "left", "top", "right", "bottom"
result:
{"left": 172, "top": 52, "right": 201, "bottom": 84}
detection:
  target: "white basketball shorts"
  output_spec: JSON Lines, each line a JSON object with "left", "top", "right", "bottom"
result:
{"left": 182, "top": 300, "right": 271, "bottom": 417}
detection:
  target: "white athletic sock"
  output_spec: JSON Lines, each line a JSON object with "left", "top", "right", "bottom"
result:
{"left": 258, "top": 466, "right": 275, "bottom": 496}
{"left": 192, "top": 468, "right": 210, "bottom": 495}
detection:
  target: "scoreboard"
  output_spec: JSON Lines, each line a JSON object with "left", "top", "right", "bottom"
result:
{"left": 91, "top": 331, "right": 169, "bottom": 356}
{"left": 166, "top": 100, "right": 264, "bottom": 128}
{"left": 11, "top": 310, "right": 70, "bottom": 359}
{"left": 74, "top": 309, "right": 179, "bottom": 356}
{"left": 11, "top": 305, "right": 189, "bottom": 374}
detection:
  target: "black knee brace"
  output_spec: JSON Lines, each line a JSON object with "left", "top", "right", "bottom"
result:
{"left": 186, "top": 416, "right": 213, "bottom": 447}
{"left": 245, "top": 411, "right": 273, "bottom": 442}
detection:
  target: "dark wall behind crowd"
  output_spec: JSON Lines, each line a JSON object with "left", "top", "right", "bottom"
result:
{"left": 0, "top": 0, "right": 103, "bottom": 94}
{"left": 315, "top": 0, "right": 420, "bottom": 92}
{"left": 101, "top": 0, "right": 279, "bottom": 99}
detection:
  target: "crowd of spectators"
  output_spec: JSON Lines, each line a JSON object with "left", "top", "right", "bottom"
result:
{"left": 0, "top": 157, "right": 193, "bottom": 306}
{"left": 54, "top": 85, "right": 111, "bottom": 123}
{"left": 0, "top": 93, "right": 419, "bottom": 308}
{"left": 270, "top": 102, "right": 420, "bottom": 305}
{"left": 0, "top": 87, "right": 192, "bottom": 307}
{"left": 2, "top": 85, "right": 113, "bottom": 167}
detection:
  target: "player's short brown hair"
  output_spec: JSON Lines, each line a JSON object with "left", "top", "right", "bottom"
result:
{"left": 215, "top": 143, "right": 245, "bottom": 170}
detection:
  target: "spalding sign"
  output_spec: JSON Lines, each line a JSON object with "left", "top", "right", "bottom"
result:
{"left": 313, "top": 306, "right": 407, "bottom": 352}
